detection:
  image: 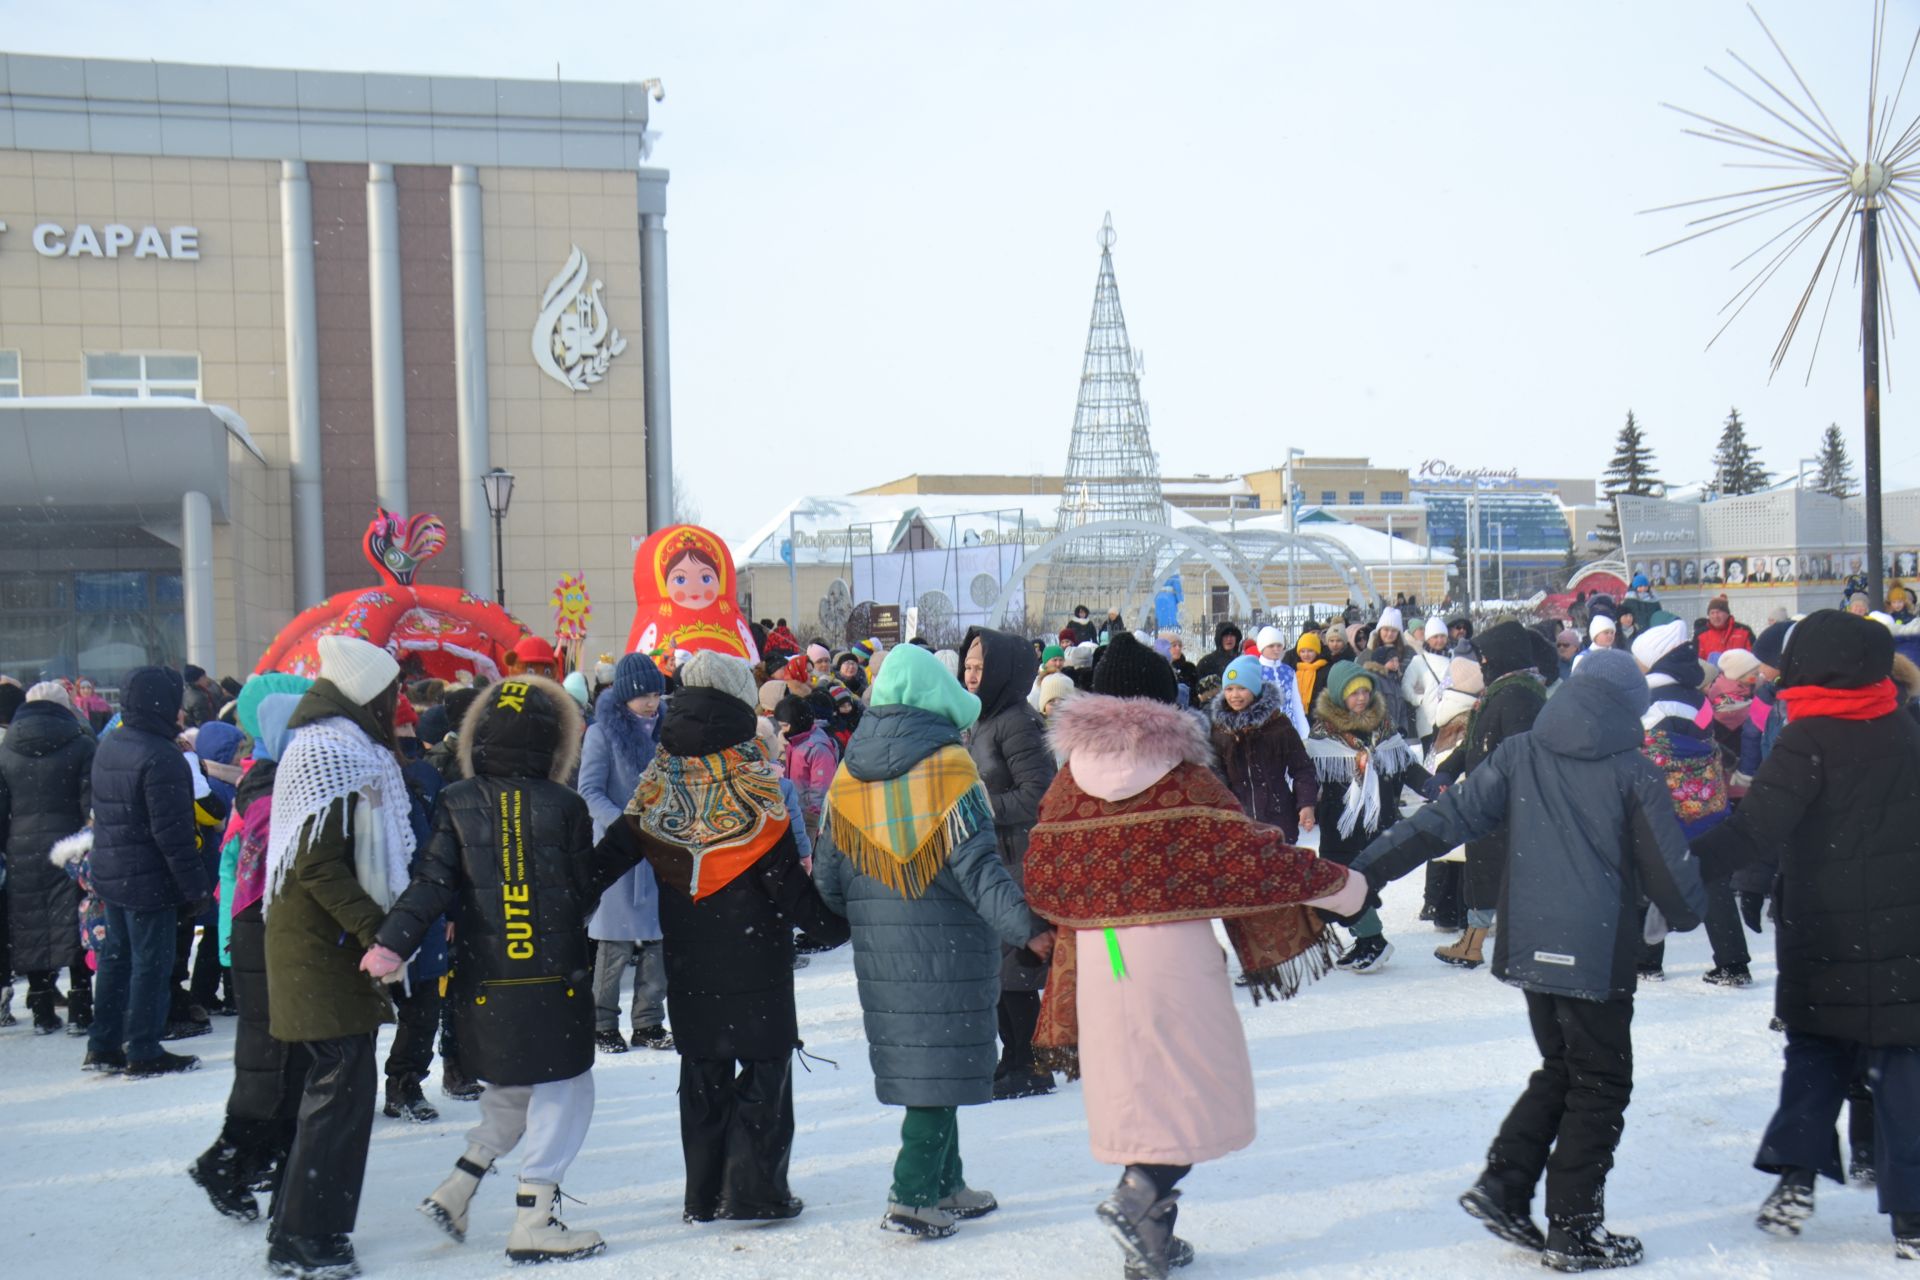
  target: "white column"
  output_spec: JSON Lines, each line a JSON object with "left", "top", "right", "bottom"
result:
{"left": 450, "top": 165, "right": 492, "bottom": 599}
{"left": 367, "top": 162, "right": 408, "bottom": 513}
{"left": 280, "top": 161, "right": 325, "bottom": 605}
{"left": 182, "top": 491, "right": 217, "bottom": 675}
{"left": 639, "top": 189, "right": 674, "bottom": 532}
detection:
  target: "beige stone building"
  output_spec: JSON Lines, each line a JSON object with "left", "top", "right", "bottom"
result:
{"left": 0, "top": 53, "right": 670, "bottom": 683}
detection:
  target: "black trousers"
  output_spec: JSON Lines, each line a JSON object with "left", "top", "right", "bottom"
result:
{"left": 223, "top": 907, "right": 307, "bottom": 1172}
{"left": 1485, "top": 992, "right": 1635, "bottom": 1223}
{"left": 273, "top": 1033, "right": 377, "bottom": 1237}
{"left": 1703, "top": 881, "right": 1750, "bottom": 969}
{"left": 385, "top": 980, "right": 442, "bottom": 1085}
{"left": 997, "top": 990, "right": 1041, "bottom": 1076}
{"left": 1423, "top": 862, "right": 1463, "bottom": 923}
{"left": 1756, "top": 1029, "right": 1920, "bottom": 1213}
{"left": 679, "top": 1056, "right": 795, "bottom": 1216}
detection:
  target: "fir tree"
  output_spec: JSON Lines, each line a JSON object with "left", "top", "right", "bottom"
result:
{"left": 1596, "top": 410, "right": 1663, "bottom": 547}
{"left": 1710, "top": 407, "right": 1772, "bottom": 496}
{"left": 1813, "top": 423, "right": 1857, "bottom": 498}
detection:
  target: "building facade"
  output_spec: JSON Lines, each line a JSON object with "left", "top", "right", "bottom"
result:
{"left": 0, "top": 53, "right": 670, "bottom": 683}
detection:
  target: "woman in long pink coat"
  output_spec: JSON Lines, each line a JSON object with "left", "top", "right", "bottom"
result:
{"left": 1023, "top": 634, "right": 1366, "bottom": 1280}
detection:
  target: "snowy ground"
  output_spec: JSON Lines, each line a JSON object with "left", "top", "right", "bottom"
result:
{"left": 2, "top": 872, "right": 1910, "bottom": 1279}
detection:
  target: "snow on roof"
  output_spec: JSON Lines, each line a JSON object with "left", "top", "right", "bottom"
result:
{"left": 1231, "top": 511, "right": 1453, "bottom": 565}
{"left": 730, "top": 493, "right": 1205, "bottom": 567}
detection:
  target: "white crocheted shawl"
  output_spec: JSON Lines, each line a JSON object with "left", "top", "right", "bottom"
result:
{"left": 264, "top": 714, "right": 416, "bottom": 916}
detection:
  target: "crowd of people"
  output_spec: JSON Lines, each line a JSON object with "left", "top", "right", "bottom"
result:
{"left": 1, "top": 577, "right": 1918, "bottom": 1275}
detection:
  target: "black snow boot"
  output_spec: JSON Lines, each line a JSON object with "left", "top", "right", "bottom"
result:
{"left": 189, "top": 1136, "right": 260, "bottom": 1221}
{"left": 382, "top": 1076, "right": 440, "bottom": 1123}
{"left": 267, "top": 1231, "right": 360, "bottom": 1279}
{"left": 1459, "top": 1174, "right": 1546, "bottom": 1251}
{"left": 26, "top": 989, "right": 63, "bottom": 1035}
{"left": 1097, "top": 1168, "right": 1181, "bottom": 1280}
{"left": 65, "top": 981, "right": 92, "bottom": 1036}
{"left": 1702, "top": 964, "right": 1752, "bottom": 988}
{"left": 439, "top": 1057, "right": 483, "bottom": 1101}
{"left": 0, "top": 981, "right": 15, "bottom": 1026}
{"left": 1895, "top": 1212, "right": 1920, "bottom": 1261}
{"left": 1123, "top": 1200, "right": 1194, "bottom": 1278}
{"left": 1852, "top": 1146, "right": 1878, "bottom": 1186}
{"left": 1542, "top": 1218, "right": 1644, "bottom": 1272}
{"left": 1756, "top": 1168, "right": 1817, "bottom": 1238}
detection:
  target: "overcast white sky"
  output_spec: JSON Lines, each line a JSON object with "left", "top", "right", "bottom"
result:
{"left": 8, "top": 0, "right": 1915, "bottom": 539}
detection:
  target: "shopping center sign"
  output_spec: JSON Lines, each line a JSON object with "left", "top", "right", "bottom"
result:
{"left": 0, "top": 219, "right": 201, "bottom": 260}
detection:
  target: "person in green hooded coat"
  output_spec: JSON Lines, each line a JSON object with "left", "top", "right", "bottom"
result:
{"left": 812, "top": 642, "right": 1053, "bottom": 1240}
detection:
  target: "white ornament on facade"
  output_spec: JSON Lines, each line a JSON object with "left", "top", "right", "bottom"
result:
{"left": 531, "top": 245, "right": 627, "bottom": 391}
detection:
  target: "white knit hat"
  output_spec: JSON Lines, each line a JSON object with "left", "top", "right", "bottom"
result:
{"left": 25, "top": 680, "right": 72, "bottom": 710}
{"left": 1378, "top": 606, "right": 1404, "bottom": 632}
{"left": 1255, "top": 626, "right": 1286, "bottom": 650}
{"left": 1425, "top": 616, "right": 1449, "bottom": 640}
{"left": 1588, "top": 614, "right": 1617, "bottom": 639}
{"left": 679, "top": 650, "right": 758, "bottom": 710}
{"left": 317, "top": 635, "right": 401, "bottom": 706}
{"left": 1630, "top": 617, "right": 1689, "bottom": 669}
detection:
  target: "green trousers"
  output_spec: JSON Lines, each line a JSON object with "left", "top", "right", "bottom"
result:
{"left": 890, "top": 1106, "right": 964, "bottom": 1206}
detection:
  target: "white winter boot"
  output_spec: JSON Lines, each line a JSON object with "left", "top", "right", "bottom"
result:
{"left": 506, "top": 1180, "right": 606, "bottom": 1264}
{"left": 420, "top": 1145, "right": 493, "bottom": 1243}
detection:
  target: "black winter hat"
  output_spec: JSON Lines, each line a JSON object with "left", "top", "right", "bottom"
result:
{"left": 772, "top": 694, "right": 815, "bottom": 734}
{"left": 1476, "top": 621, "right": 1535, "bottom": 682}
{"left": 1092, "top": 632, "right": 1179, "bottom": 704}
{"left": 125, "top": 666, "right": 185, "bottom": 723}
{"left": 0, "top": 683, "right": 22, "bottom": 726}
{"left": 183, "top": 664, "right": 206, "bottom": 685}
{"left": 1526, "top": 628, "right": 1558, "bottom": 683}
{"left": 441, "top": 686, "right": 481, "bottom": 730}
{"left": 1779, "top": 608, "right": 1894, "bottom": 690}
{"left": 1752, "top": 620, "right": 1792, "bottom": 669}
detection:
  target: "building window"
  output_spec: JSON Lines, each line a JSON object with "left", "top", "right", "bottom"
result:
{"left": 0, "top": 351, "right": 19, "bottom": 397}
{"left": 85, "top": 352, "right": 201, "bottom": 400}
{"left": 1380, "top": 490, "right": 1403, "bottom": 505}
{"left": 1349, "top": 490, "right": 1367, "bottom": 504}
{"left": 1320, "top": 490, "right": 1337, "bottom": 505}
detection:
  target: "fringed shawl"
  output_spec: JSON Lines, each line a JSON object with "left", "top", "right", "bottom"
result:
{"left": 822, "top": 744, "right": 991, "bottom": 900}
{"left": 628, "top": 741, "right": 790, "bottom": 900}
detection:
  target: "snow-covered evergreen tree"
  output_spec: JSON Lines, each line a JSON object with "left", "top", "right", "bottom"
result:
{"left": 1596, "top": 410, "right": 1662, "bottom": 547}
{"left": 1813, "top": 423, "right": 1857, "bottom": 499}
{"left": 1710, "top": 408, "right": 1772, "bottom": 496}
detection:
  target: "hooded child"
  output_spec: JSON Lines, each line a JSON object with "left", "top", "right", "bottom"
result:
{"left": 812, "top": 641, "right": 1051, "bottom": 1239}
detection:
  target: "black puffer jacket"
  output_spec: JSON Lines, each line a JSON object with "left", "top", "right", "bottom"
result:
{"left": 960, "top": 626, "right": 1056, "bottom": 993}
{"left": 1355, "top": 672, "right": 1706, "bottom": 1002}
{"left": 1436, "top": 622, "right": 1546, "bottom": 910}
{"left": 376, "top": 675, "right": 641, "bottom": 1086}
{"left": 89, "top": 667, "right": 208, "bottom": 911}
{"left": 1194, "top": 621, "right": 1245, "bottom": 686}
{"left": 0, "top": 701, "right": 95, "bottom": 972}
{"left": 1696, "top": 610, "right": 1920, "bottom": 1046}
{"left": 634, "top": 687, "right": 849, "bottom": 1062}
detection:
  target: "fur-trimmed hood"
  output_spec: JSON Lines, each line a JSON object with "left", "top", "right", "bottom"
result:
{"left": 1208, "top": 678, "right": 1282, "bottom": 733}
{"left": 50, "top": 827, "right": 92, "bottom": 869}
{"left": 1046, "top": 692, "right": 1213, "bottom": 802}
{"left": 456, "top": 674, "right": 583, "bottom": 782}
{"left": 1311, "top": 688, "right": 1389, "bottom": 740}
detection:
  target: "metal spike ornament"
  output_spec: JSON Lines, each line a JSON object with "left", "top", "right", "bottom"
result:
{"left": 1648, "top": 0, "right": 1920, "bottom": 604}
{"left": 1045, "top": 214, "right": 1168, "bottom": 625}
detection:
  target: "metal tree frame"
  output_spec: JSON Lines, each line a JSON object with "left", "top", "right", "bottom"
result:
{"left": 1044, "top": 214, "right": 1170, "bottom": 618}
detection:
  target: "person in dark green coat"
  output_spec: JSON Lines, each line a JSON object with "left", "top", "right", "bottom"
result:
{"left": 260, "top": 636, "right": 414, "bottom": 1280}
{"left": 813, "top": 642, "right": 1051, "bottom": 1240}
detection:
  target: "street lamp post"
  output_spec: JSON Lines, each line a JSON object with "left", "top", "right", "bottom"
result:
{"left": 1284, "top": 447, "right": 1305, "bottom": 625}
{"left": 480, "top": 466, "right": 516, "bottom": 606}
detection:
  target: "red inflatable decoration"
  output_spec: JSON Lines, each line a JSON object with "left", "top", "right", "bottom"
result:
{"left": 253, "top": 510, "right": 531, "bottom": 682}
{"left": 625, "top": 523, "right": 759, "bottom": 667}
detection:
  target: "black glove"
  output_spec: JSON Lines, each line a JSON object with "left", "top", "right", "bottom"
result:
{"left": 1737, "top": 890, "right": 1766, "bottom": 934}
{"left": 180, "top": 897, "right": 214, "bottom": 921}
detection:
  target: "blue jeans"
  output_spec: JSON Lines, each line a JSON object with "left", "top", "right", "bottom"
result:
{"left": 1758, "top": 1029, "right": 1920, "bottom": 1213}
{"left": 88, "top": 903, "right": 178, "bottom": 1061}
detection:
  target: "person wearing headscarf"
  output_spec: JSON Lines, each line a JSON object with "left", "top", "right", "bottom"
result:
{"left": 1307, "top": 660, "right": 1429, "bottom": 974}
{"left": 579, "top": 654, "right": 671, "bottom": 1055}
{"left": 627, "top": 652, "right": 848, "bottom": 1224}
{"left": 1353, "top": 650, "right": 1704, "bottom": 1272}
{"left": 1025, "top": 632, "right": 1361, "bottom": 1280}
{"left": 1208, "top": 655, "right": 1318, "bottom": 842}
{"left": 0, "top": 680, "right": 96, "bottom": 1034}
{"left": 261, "top": 637, "right": 412, "bottom": 1279}
{"left": 958, "top": 626, "right": 1059, "bottom": 1100}
{"left": 366, "top": 674, "right": 647, "bottom": 1263}
{"left": 812, "top": 642, "right": 1049, "bottom": 1239}
{"left": 1695, "top": 610, "right": 1920, "bottom": 1259}
{"left": 188, "top": 686, "right": 311, "bottom": 1224}
{"left": 1628, "top": 616, "right": 1739, "bottom": 986}
{"left": 1283, "top": 629, "right": 1329, "bottom": 720}
{"left": 1402, "top": 616, "right": 1457, "bottom": 746}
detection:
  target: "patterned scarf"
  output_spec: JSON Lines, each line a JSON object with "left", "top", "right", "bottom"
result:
{"left": 628, "top": 741, "right": 789, "bottom": 900}
{"left": 1023, "top": 761, "right": 1346, "bottom": 1078}
{"left": 822, "top": 744, "right": 992, "bottom": 899}
{"left": 265, "top": 716, "right": 416, "bottom": 916}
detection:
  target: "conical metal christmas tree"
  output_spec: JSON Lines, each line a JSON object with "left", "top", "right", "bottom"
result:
{"left": 1043, "top": 214, "right": 1167, "bottom": 624}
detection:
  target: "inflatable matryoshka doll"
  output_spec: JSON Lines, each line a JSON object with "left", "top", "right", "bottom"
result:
{"left": 625, "top": 524, "right": 760, "bottom": 667}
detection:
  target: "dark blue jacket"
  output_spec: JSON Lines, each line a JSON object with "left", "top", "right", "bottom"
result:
{"left": 89, "top": 667, "right": 210, "bottom": 911}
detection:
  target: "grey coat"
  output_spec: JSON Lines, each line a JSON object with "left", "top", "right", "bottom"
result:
{"left": 1353, "top": 674, "right": 1706, "bottom": 1002}
{"left": 813, "top": 704, "right": 1044, "bottom": 1107}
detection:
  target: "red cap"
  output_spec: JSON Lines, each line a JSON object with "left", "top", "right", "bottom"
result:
{"left": 512, "top": 635, "right": 559, "bottom": 665}
{"left": 393, "top": 696, "right": 419, "bottom": 727}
